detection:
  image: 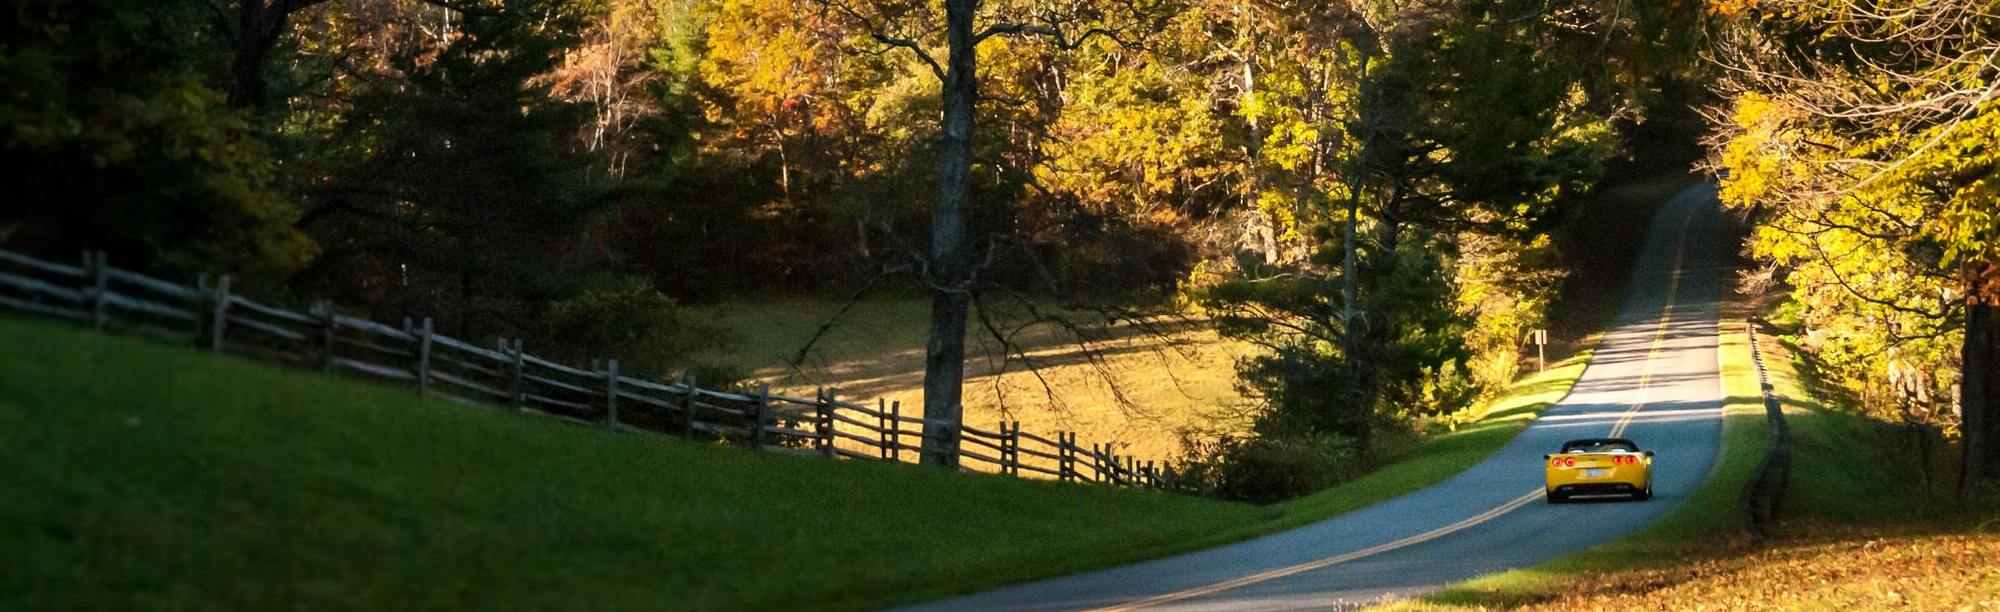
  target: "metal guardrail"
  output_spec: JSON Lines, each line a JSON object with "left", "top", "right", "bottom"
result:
{"left": 1741, "top": 321, "right": 1792, "bottom": 538}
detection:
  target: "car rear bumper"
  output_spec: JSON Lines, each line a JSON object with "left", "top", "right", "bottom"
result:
{"left": 1549, "top": 482, "right": 1646, "bottom": 496}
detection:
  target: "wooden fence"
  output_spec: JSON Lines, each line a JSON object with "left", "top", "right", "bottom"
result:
{"left": 0, "top": 247, "right": 1184, "bottom": 491}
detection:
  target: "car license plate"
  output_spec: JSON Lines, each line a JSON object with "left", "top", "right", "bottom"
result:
{"left": 1584, "top": 468, "right": 1607, "bottom": 478}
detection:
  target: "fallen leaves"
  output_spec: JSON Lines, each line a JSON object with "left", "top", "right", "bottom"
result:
{"left": 1518, "top": 523, "right": 2000, "bottom": 610}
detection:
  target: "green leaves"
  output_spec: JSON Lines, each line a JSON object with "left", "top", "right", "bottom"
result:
{"left": 1, "top": 0, "right": 312, "bottom": 284}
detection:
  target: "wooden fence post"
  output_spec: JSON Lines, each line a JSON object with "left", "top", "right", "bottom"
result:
{"left": 508, "top": 339, "right": 526, "bottom": 411}
{"left": 749, "top": 383, "right": 769, "bottom": 450}
{"left": 1003, "top": 422, "right": 1020, "bottom": 476}
{"left": 1057, "top": 432, "right": 1074, "bottom": 482}
{"left": 415, "top": 317, "right": 433, "bottom": 396}
{"left": 603, "top": 358, "right": 620, "bottom": 430}
{"left": 816, "top": 388, "right": 836, "bottom": 458}
{"left": 679, "top": 375, "right": 697, "bottom": 440}
{"left": 87, "top": 251, "right": 108, "bottom": 331}
{"left": 208, "top": 275, "right": 232, "bottom": 353}
{"left": 944, "top": 423, "right": 959, "bottom": 468}
{"left": 317, "top": 300, "right": 336, "bottom": 373}
{"left": 888, "top": 401, "right": 902, "bottom": 462}
{"left": 877, "top": 399, "right": 892, "bottom": 460}
{"left": 193, "top": 274, "right": 209, "bottom": 344}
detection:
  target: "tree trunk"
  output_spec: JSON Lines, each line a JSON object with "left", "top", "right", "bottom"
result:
{"left": 1960, "top": 261, "right": 2000, "bottom": 496}
{"left": 226, "top": 0, "right": 317, "bottom": 111}
{"left": 920, "top": 0, "right": 979, "bottom": 468}
{"left": 1343, "top": 190, "right": 1399, "bottom": 443}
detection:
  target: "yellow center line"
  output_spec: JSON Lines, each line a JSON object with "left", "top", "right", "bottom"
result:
{"left": 1608, "top": 207, "right": 1697, "bottom": 439}
{"left": 1090, "top": 489, "right": 1544, "bottom": 612}
{"left": 1091, "top": 204, "right": 1703, "bottom": 612}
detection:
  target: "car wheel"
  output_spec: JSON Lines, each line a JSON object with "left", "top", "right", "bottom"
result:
{"left": 1546, "top": 490, "right": 1565, "bottom": 504}
{"left": 1635, "top": 483, "right": 1653, "bottom": 501}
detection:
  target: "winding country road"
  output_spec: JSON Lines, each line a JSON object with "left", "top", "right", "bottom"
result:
{"left": 903, "top": 183, "right": 1731, "bottom": 611}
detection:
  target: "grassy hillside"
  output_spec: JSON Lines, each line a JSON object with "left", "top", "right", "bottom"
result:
{"left": 0, "top": 315, "right": 1592, "bottom": 610}
{"left": 0, "top": 316, "right": 1268, "bottom": 611}
{"left": 1390, "top": 325, "right": 1995, "bottom": 610}
{"left": 688, "top": 298, "right": 1254, "bottom": 462}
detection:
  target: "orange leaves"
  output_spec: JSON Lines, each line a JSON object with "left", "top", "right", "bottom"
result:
{"left": 1704, "top": 0, "right": 1760, "bottom": 17}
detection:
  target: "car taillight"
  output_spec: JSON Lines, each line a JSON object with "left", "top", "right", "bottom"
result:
{"left": 1563, "top": 457, "right": 1576, "bottom": 467}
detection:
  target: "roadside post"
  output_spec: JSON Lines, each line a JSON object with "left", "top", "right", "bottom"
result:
{"left": 1533, "top": 329, "right": 1548, "bottom": 372}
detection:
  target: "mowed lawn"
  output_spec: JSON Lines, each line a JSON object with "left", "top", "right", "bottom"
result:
{"left": 687, "top": 298, "right": 1255, "bottom": 463}
{"left": 0, "top": 315, "right": 1594, "bottom": 610}
{"left": 0, "top": 317, "right": 1270, "bottom": 611}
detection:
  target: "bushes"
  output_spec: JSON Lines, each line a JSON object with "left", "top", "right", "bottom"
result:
{"left": 532, "top": 278, "right": 731, "bottom": 378}
{"left": 1177, "top": 433, "right": 1361, "bottom": 503}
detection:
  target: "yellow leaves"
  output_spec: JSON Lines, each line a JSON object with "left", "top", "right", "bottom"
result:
{"left": 1262, "top": 121, "right": 1320, "bottom": 172}
{"left": 1716, "top": 94, "right": 1794, "bottom": 213}
{"left": 1032, "top": 58, "right": 1236, "bottom": 218}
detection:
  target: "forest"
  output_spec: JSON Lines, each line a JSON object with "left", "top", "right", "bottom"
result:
{"left": 2, "top": 0, "right": 1993, "bottom": 502}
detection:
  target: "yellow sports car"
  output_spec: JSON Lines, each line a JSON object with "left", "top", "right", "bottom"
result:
{"left": 1544, "top": 438, "right": 1654, "bottom": 503}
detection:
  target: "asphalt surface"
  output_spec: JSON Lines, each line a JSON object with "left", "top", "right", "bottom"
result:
{"left": 902, "top": 183, "right": 1730, "bottom": 611}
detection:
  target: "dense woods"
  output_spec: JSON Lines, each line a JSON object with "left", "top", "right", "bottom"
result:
{"left": 2, "top": 0, "right": 1990, "bottom": 501}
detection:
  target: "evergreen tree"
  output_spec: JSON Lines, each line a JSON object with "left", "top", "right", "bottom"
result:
{"left": 299, "top": 0, "right": 613, "bottom": 335}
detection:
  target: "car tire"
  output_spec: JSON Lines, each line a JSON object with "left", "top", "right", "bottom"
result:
{"left": 1635, "top": 483, "right": 1653, "bottom": 501}
{"left": 1546, "top": 490, "right": 1565, "bottom": 504}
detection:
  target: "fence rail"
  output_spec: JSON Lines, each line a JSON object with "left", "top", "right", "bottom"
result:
{"left": 0, "top": 247, "right": 1186, "bottom": 492}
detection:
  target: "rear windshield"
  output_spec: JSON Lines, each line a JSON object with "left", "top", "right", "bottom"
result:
{"left": 1562, "top": 440, "right": 1638, "bottom": 453}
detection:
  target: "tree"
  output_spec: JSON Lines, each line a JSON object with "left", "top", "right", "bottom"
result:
{"left": 1, "top": 0, "right": 314, "bottom": 282}
{"left": 208, "top": 0, "right": 492, "bottom": 111}
{"left": 298, "top": 0, "right": 614, "bottom": 337}
{"left": 1710, "top": 0, "right": 2000, "bottom": 497}
{"left": 1185, "top": 0, "right": 1640, "bottom": 498}
{"left": 817, "top": 0, "right": 1142, "bottom": 466}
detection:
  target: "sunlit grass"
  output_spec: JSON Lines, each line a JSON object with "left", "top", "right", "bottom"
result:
{"left": 688, "top": 297, "right": 1255, "bottom": 462}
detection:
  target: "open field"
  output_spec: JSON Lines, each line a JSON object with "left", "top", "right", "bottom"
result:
{"left": 1388, "top": 323, "right": 1994, "bottom": 610}
{"left": 687, "top": 298, "right": 1256, "bottom": 463}
{"left": 0, "top": 313, "right": 1591, "bottom": 610}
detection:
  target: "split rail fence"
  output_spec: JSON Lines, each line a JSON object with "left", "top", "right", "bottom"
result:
{"left": 0, "top": 247, "right": 1185, "bottom": 491}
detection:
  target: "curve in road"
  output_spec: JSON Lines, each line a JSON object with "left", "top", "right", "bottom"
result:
{"left": 902, "top": 182, "right": 1731, "bottom": 611}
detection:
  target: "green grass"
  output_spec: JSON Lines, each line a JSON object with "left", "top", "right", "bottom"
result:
{"left": 0, "top": 316, "right": 1594, "bottom": 610}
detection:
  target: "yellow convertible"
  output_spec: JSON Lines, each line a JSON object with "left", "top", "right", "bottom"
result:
{"left": 1544, "top": 438, "right": 1653, "bottom": 503}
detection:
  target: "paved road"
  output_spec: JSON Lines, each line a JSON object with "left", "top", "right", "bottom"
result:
{"left": 903, "top": 183, "right": 1730, "bottom": 611}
